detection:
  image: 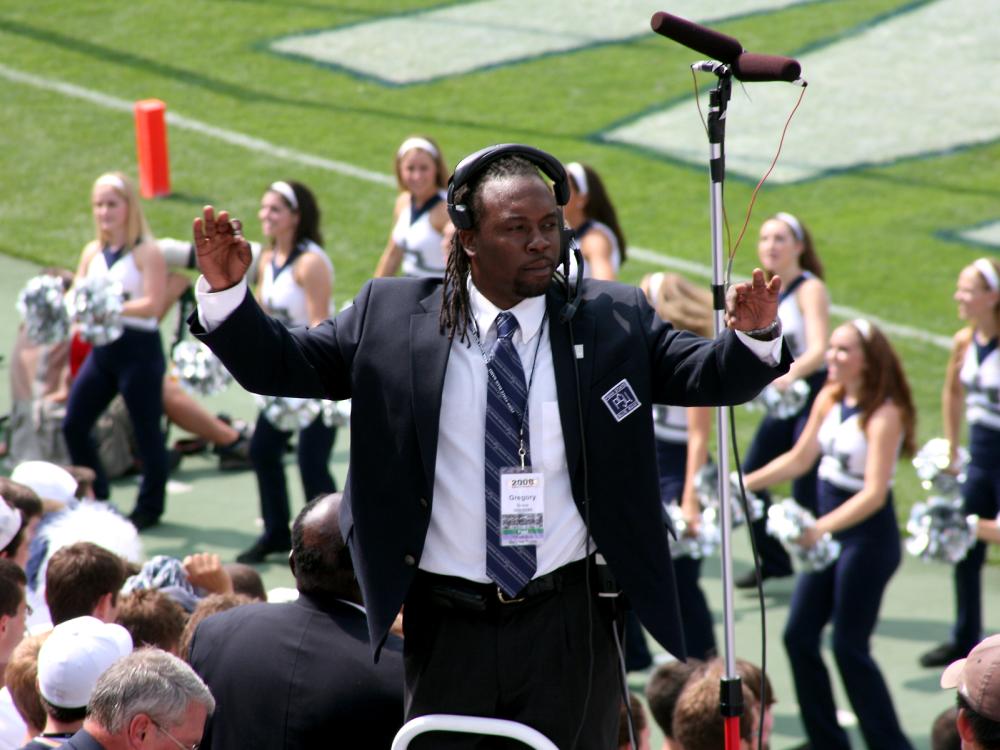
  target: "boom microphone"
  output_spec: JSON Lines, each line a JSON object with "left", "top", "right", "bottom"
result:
{"left": 650, "top": 11, "right": 743, "bottom": 64}
{"left": 732, "top": 53, "right": 804, "bottom": 85}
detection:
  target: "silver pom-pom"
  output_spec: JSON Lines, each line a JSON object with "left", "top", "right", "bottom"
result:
{"left": 905, "top": 495, "right": 977, "bottom": 564}
{"left": 665, "top": 504, "right": 720, "bottom": 559}
{"left": 66, "top": 276, "right": 124, "bottom": 345}
{"left": 321, "top": 399, "right": 351, "bottom": 428}
{"left": 748, "top": 379, "right": 811, "bottom": 420}
{"left": 912, "top": 438, "right": 968, "bottom": 497}
{"left": 766, "top": 498, "right": 841, "bottom": 572}
{"left": 694, "top": 464, "right": 764, "bottom": 527}
{"left": 255, "top": 395, "right": 323, "bottom": 432}
{"left": 170, "top": 341, "right": 232, "bottom": 397}
{"left": 16, "top": 275, "right": 70, "bottom": 344}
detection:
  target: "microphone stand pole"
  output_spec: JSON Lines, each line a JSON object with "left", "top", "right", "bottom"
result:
{"left": 700, "top": 62, "right": 745, "bottom": 750}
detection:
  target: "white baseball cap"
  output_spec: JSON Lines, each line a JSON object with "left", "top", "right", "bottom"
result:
{"left": 37, "top": 616, "right": 133, "bottom": 708}
{"left": 10, "top": 461, "right": 78, "bottom": 505}
{"left": 0, "top": 499, "right": 22, "bottom": 551}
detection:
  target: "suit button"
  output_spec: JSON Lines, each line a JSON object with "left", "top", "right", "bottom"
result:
{"left": 403, "top": 554, "right": 417, "bottom": 566}
{"left": 419, "top": 497, "right": 429, "bottom": 509}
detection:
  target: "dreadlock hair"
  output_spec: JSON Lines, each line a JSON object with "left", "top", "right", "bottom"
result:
{"left": 439, "top": 154, "right": 550, "bottom": 343}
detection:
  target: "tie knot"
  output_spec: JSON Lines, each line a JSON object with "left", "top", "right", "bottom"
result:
{"left": 495, "top": 312, "right": 519, "bottom": 341}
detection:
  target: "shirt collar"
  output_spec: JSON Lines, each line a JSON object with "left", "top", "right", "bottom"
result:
{"left": 469, "top": 278, "right": 547, "bottom": 344}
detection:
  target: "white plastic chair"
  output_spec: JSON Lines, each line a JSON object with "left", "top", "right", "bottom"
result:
{"left": 391, "top": 714, "right": 560, "bottom": 750}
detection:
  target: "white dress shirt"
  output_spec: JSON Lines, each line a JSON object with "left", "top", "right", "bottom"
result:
{"left": 196, "top": 276, "right": 781, "bottom": 582}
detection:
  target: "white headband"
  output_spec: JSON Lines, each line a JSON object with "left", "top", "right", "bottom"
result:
{"left": 646, "top": 272, "right": 665, "bottom": 306}
{"left": 974, "top": 258, "right": 1000, "bottom": 292}
{"left": 95, "top": 174, "right": 127, "bottom": 193}
{"left": 269, "top": 181, "right": 298, "bottom": 210}
{"left": 853, "top": 318, "right": 872, "bottom": 341}
{"left": 774, "top": 212, "right": 805, "bottom": 242}
{"left": 397, "top": 137, "right": 439, "bottom": 159}
{"left": 566, "top": 162, "right": 589, "bottom": 196}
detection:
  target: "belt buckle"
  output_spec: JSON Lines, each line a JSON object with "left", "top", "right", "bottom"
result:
{"left": 496, "top": 586, "right": 526, "bottom": 605}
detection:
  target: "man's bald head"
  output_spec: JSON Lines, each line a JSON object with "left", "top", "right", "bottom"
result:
{"left": 290, "top": 493, "right": 359, "bottom": 602}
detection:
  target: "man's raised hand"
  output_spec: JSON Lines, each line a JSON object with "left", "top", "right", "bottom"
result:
{"left": 194, "top": 205, "right": 252, "bottom": 292}
{"left": 724, "top": 268, "right": 781, "bottom": 332}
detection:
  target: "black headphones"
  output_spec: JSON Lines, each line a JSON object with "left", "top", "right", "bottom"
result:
{"left": 446, "top": 143, "right": 583, "bottom": 322}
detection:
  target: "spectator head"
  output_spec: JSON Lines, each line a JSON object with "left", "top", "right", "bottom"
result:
{"left": 931, "top": 706, "right": 961, "bottom": 750}
{"left": 617, "top": 692, "right": 650, "bottom": 750}
{"left": 672, "top": 662, "right": 757, "bottom": 750}
{"left": 45, "top": 542, "right": 126, "bottom": 625}
{"left": 941, "top": 634, "right": 1000, "bottom": 749}
{"left": 37, "top": 616, "right": 132, "bottom": 723}
{"left": 0, "top": 559, "right": 27, "bottom": 665}
{"left": 290, "top": 493, "right": 360, "bottom": 602}
{"left": 85, "top": 649, "right": 214, "bottom": 748}
{"left": 222, "top": 563, "right": 267, "bottom": 601}
{"left": 0, "top": 498, "right": 24, "bottom": 566}
{"left": 4, "top": 632, "right": 49, "bottom": 736}
{"left": 178, "top": 594, "right": 254, "bottom": 663}
{"left": 116, "top": 589, "right": 187, "bottom": 655}
{"left": 10, "top": 461, "right": 78, "bottom": 509}
{"left": 646, "top": 659, "right": 700, "bottom": 748}
{"left": 0, "top": 481, "right": 43, "bottom": 570}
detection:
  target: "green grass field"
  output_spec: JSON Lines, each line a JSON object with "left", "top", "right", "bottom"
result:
{"left": 2, "top": 1, "right": 998, "bottom": 747}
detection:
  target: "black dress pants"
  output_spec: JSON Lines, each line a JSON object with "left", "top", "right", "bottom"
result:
{"left": 403, "top": 562, "right": 621, "bottom": 749}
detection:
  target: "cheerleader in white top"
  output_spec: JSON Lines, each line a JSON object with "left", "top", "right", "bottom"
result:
{"left": 374, "top": 135, "right": 451, "bottom": 278}
{"left": 739, "top": 213, "right": 830, "bottom": 586}
{"left": 745, "top": 320, "right": 916, "bottom": 750}
{"left": 563, "top": 162, "right": 626, "bottom": 281}
{"left": 920, "top": 258, "right": 1000, "bottom": 668}
{"left": 63, "top": 172, "right": 168, "bottom": 529}
{"left": 238, "top": 180, "right": 337, "bottom": 564}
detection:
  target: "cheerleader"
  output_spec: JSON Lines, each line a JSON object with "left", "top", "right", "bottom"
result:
{"left": 920, "top": 258, "right": 1000, "bottom": 667}
{"left": 641, "top": 273, "right": 717, "bottom": 661}
{"left": 374, "top": 135, "right": 450, "bottom": 278}
{"left": 745, "top": 320, "right": 916, "bottom": 750}
{"left": 563, "top": 162, "right": 626, "bottom": 281}
{"left": 738, "top": 212, "right": 830, "bottom": 588}
{"left": 62, "top": 172, "right": 168, "bottom": 530}
{"left": 237, "top": 180, "right": 337, "bottom": 564}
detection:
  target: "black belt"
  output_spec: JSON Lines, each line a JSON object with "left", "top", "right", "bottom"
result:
{"left": 415, "top": 557, "right": 593, "bottom": 613}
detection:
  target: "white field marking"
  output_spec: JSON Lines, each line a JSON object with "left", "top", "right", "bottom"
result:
{"left": 269, "top": 0, "right": 813, "bottom": 86}
{"left": 167, "top": 480, "right": 193, "bottom": 495}
{"left": 958, "top": 220, "right": 1000, "bottom": 249}
{"left": 605, "top": 0, "right": 1000, "bottom": 183}
{"left": 0, "top": 63, "right": 395, "bottom": 188}
{"left": 0, "top": 62, "right": 949, "bottom": 350}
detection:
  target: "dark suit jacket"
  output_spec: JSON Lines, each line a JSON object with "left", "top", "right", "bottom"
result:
{"left": 188, "top": 593, "right": 404, "bottom": 749}
{"left": 193, "top": 277, "right": 788, "bottom": 659}
{"left": 62, "top": 729, "right": 105, "bottom": 750}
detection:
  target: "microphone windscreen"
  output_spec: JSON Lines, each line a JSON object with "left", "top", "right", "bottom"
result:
{"left": 650, "top": 11, "right": 743, "bottom": 64}
{"left": 732, "top": 53, "right": 802, "bottom": 83}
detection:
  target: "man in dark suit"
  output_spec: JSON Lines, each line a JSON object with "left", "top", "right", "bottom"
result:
{"left": 188, "top": 492, "right": 404, "bottom": 749}
{"left": 190, "top": 145, "right": 787, "bottom": 748}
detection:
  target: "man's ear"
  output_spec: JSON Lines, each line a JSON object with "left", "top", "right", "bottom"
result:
{"left": 956, "top": 707, "right": 977, "bottom": 742}
{"left": 0, "top": 614, "right": 9, "bottom": 637}
{"left": 458, "top": 229, "right": 476, "bottom": 257}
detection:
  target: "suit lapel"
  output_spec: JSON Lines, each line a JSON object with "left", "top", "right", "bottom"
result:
{"left": 410, "top": 290, "right": 450, "bottom": 494}
{"left": 546, "top": 288, "right": 594, "bottom": 480}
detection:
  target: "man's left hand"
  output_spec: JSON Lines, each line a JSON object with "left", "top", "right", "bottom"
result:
{"left": 724, "top": 268, "right": 781, "bottom": 332}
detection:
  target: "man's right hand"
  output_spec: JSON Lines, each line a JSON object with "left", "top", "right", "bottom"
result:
{"left": 194, "top": 205, "right": 252, "bottom": 292}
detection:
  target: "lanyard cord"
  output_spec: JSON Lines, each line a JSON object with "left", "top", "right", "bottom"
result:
{"left": 471, "top": 312, "right": 547, "bottom": 465}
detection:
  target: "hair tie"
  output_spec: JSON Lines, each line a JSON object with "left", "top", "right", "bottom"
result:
{"left": 774, "top": 212, "right": 805, "bottom": 243}
{"left": 397, "top": 137, "right": 439, "bottom": 160}
{"left": 853, "top": 318, "right": 872, "bottom": 341}
{"left": 95, "top": 174, "right": 127, "bottom": 192}
{"left": 566, "top": 162, "right": 589, "bottom": 196}
{"left": 269, "top": 181, "right": 299, "bottom": 211}
{"left": 974, "top": 258, "right": 1000, "bottom": 292}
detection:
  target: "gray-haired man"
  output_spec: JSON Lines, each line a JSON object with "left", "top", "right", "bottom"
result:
{"left": 62, "top": 649, "right": 214, "bottom": 750}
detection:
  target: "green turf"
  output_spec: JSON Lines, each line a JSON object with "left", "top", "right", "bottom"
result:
{"left": 2, "top": 1, "right": 998, "bottom": 746}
